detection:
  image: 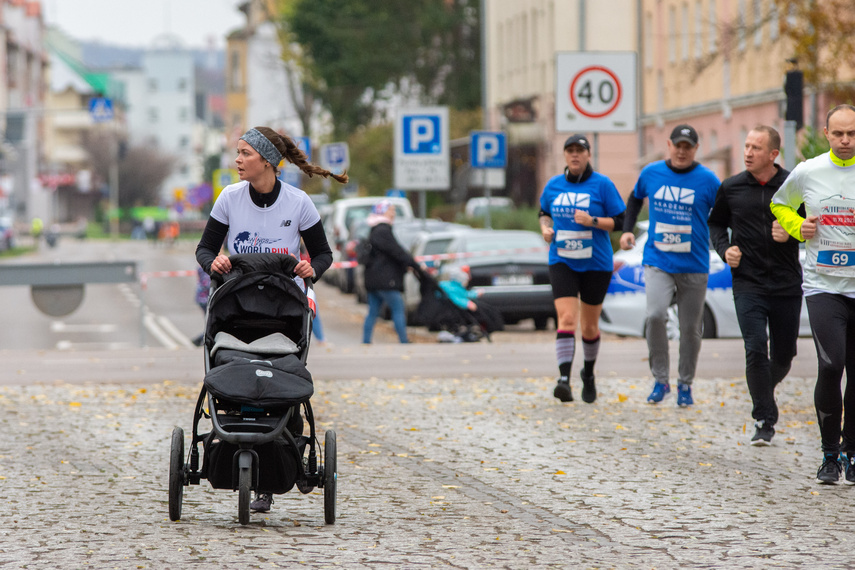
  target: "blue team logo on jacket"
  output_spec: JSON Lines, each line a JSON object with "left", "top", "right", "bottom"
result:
{"left": 233, "top": 231, "right": 286, "bottom": 254}
{"left": 653, "top": 185, "right": 695, "bottom": 205}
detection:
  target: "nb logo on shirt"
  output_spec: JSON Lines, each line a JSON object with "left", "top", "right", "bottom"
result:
{"left": 653, "top": 185, "right": 695, "bottom": 205}
{"left": 553, "top": 192, "right": 590, "bottom": 208}
{"left": 280, "top": 220, "right": 292, "bottom": 227}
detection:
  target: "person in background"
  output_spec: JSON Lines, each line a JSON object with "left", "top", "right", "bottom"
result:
{"left": 192, "top": 266, "right": 211, "bottom": 347}
{"left": 539, "top": 134, "right": 626, "bottom": 404}
{"left": 361, "top": 200, "right": 418, "bottom": 344}
{"left": 708, "top": 125, "right": 801, "bottom": 446}
{"left": 195, "top": 125, "right": 346, "bottom": 512}
{"left": 771, "top": 104, "right": 855, "bottom": 485}
{"left": 619, "top": 124, "right": 721, "bottom": 407}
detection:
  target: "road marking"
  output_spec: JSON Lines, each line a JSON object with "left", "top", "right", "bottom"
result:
{"left": 51, "top": 322, "right": 118, "bottom": 334}
{"left": 156, "top": 315, "right": 194, "bottom": 348}
{"left": 55, "top": 340, "right": 135, "bottom": 351}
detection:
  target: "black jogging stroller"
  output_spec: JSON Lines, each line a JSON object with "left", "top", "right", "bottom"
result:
{"left": 414, "top": 266, "right": 503, "bottom": 342}
{"left": 168, "top": 253, "right": 336, "bottom": 525}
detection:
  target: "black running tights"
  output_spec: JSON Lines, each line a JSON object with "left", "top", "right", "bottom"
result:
{"left": 806, "top": 293, "right": 855, "bottom": 454}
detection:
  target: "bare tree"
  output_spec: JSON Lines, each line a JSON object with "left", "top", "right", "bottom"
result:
{"left": 82, "top": 131, "right": 175, "bottom": 209}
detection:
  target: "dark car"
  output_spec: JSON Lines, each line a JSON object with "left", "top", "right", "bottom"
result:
{"left": 436, "top": 229, "right": 554, "bottom": 330}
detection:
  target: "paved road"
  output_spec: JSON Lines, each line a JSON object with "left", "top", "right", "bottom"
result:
{"left": 2, "top": 267, "right": 848, "bottom": 568}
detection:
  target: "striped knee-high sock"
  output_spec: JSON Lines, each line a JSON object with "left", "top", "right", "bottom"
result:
{"left": 582, "top": 334, "right": 601, "bottom": 376}
{"left": 556, "top": 330, "right": 575, "bottom": 378}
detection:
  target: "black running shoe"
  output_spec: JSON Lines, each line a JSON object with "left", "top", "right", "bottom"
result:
{"left": 845, "top": 454, "right": 855, "bottom": 486}
{"left": 816, "top": 454, "right": 842, "bottom": 485}
{"left": 553, "top": 377, "right": 573, "bottom": 402}
{"left": 580, "top": 370, "right": 596, "bottom": 403}
{"left": 750, "top": 420, "right": 774, "bottom": 447}
{"left": 250, "top": 493, "right": 274, "bottom": 512}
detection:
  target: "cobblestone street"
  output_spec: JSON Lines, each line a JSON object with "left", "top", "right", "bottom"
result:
{"left": 0, "top": 350, "right": 852, "bottom": 568}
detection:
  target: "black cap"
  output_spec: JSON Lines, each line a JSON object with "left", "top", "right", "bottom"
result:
{"left": 563, "top": 134, "right": 590, "bottom": 151}
{"left": 670, "top": 124, "right": 699, "bottom": 146}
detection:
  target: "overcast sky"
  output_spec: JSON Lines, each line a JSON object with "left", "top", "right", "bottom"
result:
{"left": 43, "top": 0, "right": 245, "bottom": 49}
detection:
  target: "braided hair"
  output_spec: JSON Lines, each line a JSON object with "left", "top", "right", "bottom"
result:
{"left": 253, "top": 126, "right": 349, "bottom": 184}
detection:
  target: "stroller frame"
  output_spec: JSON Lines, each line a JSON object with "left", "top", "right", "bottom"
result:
{"left": 168, "top": 253, "right": 336, "bottom": 525}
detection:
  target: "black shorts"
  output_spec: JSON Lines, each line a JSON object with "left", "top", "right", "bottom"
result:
{"left": 548, "top": 263, "right": 612, "bottom": 305}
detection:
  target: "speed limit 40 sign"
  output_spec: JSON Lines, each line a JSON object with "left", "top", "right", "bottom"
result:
{"left": 555, "top": 52, "right": 637, "bottom": 133}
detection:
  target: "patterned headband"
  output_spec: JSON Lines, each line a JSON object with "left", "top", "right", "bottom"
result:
{"left": 239, "top": 128, "right": 283, "bottom": 167}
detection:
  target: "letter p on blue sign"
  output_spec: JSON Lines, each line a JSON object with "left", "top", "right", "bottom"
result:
{"left": 403, "top": 116, "right": 441, "bottom": 154}
{"left": 470, "top": 131, "right": 507, "bottom": 169}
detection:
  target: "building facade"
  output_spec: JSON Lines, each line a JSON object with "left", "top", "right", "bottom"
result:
{"left": 484, "top": 0, "right": 850, "bottom": 203}
{"left": 225, "top": 0, "right": 303, "bottom": 157}
{"left": 0, "top": 0, "right": 48, "bottom": 221}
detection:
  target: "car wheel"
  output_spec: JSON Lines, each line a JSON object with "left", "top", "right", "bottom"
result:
{"left": 533, "top": 316, "right": 549, "bottom": 331}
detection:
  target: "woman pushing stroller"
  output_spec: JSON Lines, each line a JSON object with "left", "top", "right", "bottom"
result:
{"left": 195, "top": 126, "right": 347, "bottom": 511}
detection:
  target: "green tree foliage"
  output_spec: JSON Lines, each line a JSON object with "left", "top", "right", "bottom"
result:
{"left": 285, "top": 0, "right": 480, "bottom": 137}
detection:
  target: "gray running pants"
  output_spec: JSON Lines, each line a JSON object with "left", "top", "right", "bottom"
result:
{"left": 644, "top": 266, "right": 708, "bottom": 386}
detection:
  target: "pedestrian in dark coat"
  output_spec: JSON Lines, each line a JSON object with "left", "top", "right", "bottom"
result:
{"left": 361, "top": 200, "right": 418, "bottom": 343}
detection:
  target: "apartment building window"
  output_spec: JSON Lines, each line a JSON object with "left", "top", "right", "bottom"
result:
{"left": 148, "top": 78, "right": 158, "bottom": 92}
{"left": 178, "top": 107, "right": 189, "bottom": 122}
{"left": 694, "top": 1, "right": 703, "bottom": 58}
{"left": 668, "top": 6, "right": 676, "bottom": 64}
{"left": 148, "top": 108, "right": 158, "bottom": 122}
{"left": 753, "top": 0, "right": 762, "bottom": 46}
{"left": 738, "top": 0, "right": 746, "bottom": 52}
{"left": 769, "top": 2, "right": 779, "bottom": 40}
{"left": 179, "top": 136, "right": 190, "bottom": 148}
{"left": 681, "top": 3, "right": 689, "bottom": 61}
{"left": 709, "top": 0, "right": 717, "bottom": 53}
{"left": 178, "top": 78, "right": 188, "bottom": 91}
{"left": 644, "top": 13, "right": 654, "bottom": 69}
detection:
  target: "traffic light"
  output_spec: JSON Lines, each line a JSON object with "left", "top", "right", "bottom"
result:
{"left": 784, "top": 70, "right": 804, "bottom": 130}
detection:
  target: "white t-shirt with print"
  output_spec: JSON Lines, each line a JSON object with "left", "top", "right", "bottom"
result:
{"left": 210, "top": 179, "right": 321, "bottom": 309}
{"left": 211, "top": 180, "right": 320, "bottom": 258}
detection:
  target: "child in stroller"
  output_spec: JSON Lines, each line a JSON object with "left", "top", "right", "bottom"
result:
{"left": 168, "top": 253, "right": 336, "bottom": 525}
{"left": 415, "top": 265, "right": 504, "bottom": 342}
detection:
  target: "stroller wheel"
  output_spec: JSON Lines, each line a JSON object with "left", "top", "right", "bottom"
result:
{"left": 238, "top": 465, "right": 251, "bottom": 525}
{"left": 324, "top": 430, "right": 337, "bottom": 524}
{"left": 168, "top": 426, "right": 185, "bottom": 521}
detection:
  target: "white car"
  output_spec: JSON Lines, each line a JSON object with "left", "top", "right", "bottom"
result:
{"left": 599, "top": 222, "right": 811, "bottom": 338}
{"left": 322, "top": 196, "right": 414, "bottom": 293}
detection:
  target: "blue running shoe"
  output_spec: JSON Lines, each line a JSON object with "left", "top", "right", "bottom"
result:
{"left": 677, "top": 383, "right": 693, "bottom": 407}
{"left": 647, "top": 382, "right": 670, "bottom": 404}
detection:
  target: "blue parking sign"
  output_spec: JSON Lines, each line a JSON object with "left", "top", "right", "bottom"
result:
{"left": 403, "top": 116, "right": 441, "bottom": 154}
{"left": 470, "top": 131, "right": 507, "bottom": 169}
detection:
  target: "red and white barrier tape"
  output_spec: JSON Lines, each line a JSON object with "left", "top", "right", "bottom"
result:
{"left": 330, "top": 245, "right": 549, "bottom": 269}
{"left": 139, "top": 269, "right": 197, "bottom": 289}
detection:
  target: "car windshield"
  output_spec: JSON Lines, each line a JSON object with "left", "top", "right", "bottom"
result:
{"left": 423, "top": 238, "right": 454, "bottom": 255}
{"left": 462, "top": 232, "right": 542, "bottom": 253}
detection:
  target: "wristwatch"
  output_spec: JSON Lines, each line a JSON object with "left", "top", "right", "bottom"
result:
{"left": 591, "top": 217, "right": 599, "bottom": 227}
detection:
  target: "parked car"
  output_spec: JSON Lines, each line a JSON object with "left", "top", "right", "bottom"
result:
{"left": 401, "top": 225, "right": 474, "bottom": 322}
{"left": 435, "top": 229, "right": 554, "bottom": 330}
{"left": 464, "top": 196, "right": 513, "bottom": 218}
{"left": 599, "top": 222, "right": 811, "bottom": 338}
{"left": 323, "top": 196, "right": 414, "bottom": 293}
{"left": 352, "top": 219, "right": 467, "bottom": 306}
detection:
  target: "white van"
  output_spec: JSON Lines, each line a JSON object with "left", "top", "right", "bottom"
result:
{"left": 323, "top": 196, "right": 415, "bottom": 292}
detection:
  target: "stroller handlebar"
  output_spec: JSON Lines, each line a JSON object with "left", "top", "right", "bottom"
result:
{"left": 210, "top": 253, "right": 300, "bottom": 287}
